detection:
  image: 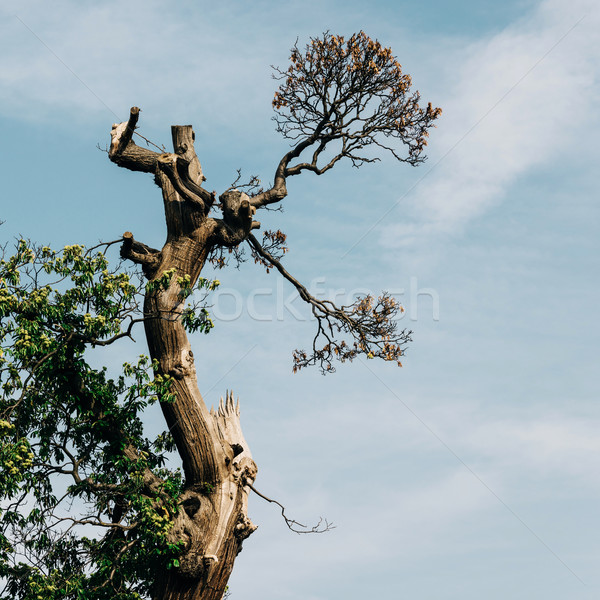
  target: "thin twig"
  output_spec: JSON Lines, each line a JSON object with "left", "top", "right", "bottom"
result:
{"left": 85, "top": 238, "right": 124, "bottom": 255}
{"left": 247, "top": 483, "right": 334, "bottom": 534}
{"left": 133, "top": 131, "right": 166, "bottom": 153}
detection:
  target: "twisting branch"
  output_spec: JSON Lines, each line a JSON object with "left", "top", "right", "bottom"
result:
{"left": 249, "top": 140, "right": 311, "bottom": 209}
{"left": 156, "top": 153, "right": 214, "bottom": 211}
{"left": 251, "top": 31, "right": 441, "bottom": 210}
{"left": 247, "top": 234, "right": 411, "bottom": 373}
{"left": 247, "top": 483, "right": 334, "bottom": 534}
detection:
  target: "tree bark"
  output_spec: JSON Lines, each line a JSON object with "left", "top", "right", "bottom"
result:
{"left": 111, "top": 111, "right": 257, "bottom": 600}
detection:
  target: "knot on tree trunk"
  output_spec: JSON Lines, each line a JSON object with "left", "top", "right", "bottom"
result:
{"left": 217, "top": 190, "right": 261, "bottom": 246}
{"left": 166, "top": 348, "right": 196, "bottom": 380}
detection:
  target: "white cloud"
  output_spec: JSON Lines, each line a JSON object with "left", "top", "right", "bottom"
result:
{"left": 381, "top": 0, "right": 600, "bottom": 249}
{"left": 463, "top": 413, "right": 600, "bottom": 484}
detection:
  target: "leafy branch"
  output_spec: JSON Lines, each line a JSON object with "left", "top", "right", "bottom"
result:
{"left": 251, "top": 31, "right": 441, "bottom": 209}
{"left": 247, "top": 234, "right": 411, "bottom": 374}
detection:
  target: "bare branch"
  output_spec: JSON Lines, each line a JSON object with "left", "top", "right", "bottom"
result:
{"left": 81, "top": 315, "right": 144, "bottom": 346}
{"left": 133, "top": 130, "right": 166, "bottom": 153}
{"left": 248, "top": 483, "right": 334, "bottom": 534}
{"left": 226, "top": 169, "right": 263, "bottom": 196}
{"left": 110, "top": 106, "right": 140, "bottom": 157}
{"left": 85, "top": 238, "right": 125, "bottom": 255}
{"left": 57, "top": 515, "right": 138, "bottom": 531}
{"left": 120, "top": 231, "right": 161, "bottom": 278}
{"left": 109, "top": 106, "right": 161, "bottom": 173}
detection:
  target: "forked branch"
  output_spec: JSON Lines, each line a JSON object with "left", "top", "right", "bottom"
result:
{"left": 248, "top": 483, "right": 334, "bottom": 534}
{"left": 247, "top": 234, "right": 411, "bottom": 373}
{"left": 251, "top": 31, "right": 441, "bottom": 210}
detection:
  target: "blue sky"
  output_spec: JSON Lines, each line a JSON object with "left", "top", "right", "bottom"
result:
{"left": 1, "top": 0, "right": 599, "bottom": 598}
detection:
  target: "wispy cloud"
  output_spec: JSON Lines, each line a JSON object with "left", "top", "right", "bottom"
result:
{"left": 380, "top": 0, "right": 599, "bottom": 250}
{"left": 0, "top": 1, "right": 280, "bottom": 126}
{"left": 237, "top": 389, "right": 599, "bottom": 591}
{"left": 0, "top": 0, "right": 388, "bottom": 131}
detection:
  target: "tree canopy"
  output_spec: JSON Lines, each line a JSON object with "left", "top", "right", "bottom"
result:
{"left": 0, "top": 242, "right": 186, "bottom": 599}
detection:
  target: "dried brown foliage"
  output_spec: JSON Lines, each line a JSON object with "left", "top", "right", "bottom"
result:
{"left": 271, "top": 31, "right": 442, "bottom": 173}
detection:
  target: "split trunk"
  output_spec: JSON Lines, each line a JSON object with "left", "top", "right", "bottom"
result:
{"left": 110, "top": 111, "right": 258, "bottom": 600}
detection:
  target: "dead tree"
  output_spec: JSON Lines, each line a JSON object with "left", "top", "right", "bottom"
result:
{"left": 108, "top": 31, "right": 440, "bottom": 600}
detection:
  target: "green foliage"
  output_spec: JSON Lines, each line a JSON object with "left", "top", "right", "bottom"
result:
{"left": 179, "top": 276, "right": 218, "bottom": 334}
{"left": 144, "top": 270, "right": 218, "bottom": 335}
{"left": 0, "top": 240, "right": 216, "bottom": 599}
{"left": 197, "top": 482, "right": 214, "bottom": 495}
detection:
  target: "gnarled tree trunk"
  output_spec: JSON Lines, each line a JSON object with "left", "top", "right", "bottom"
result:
{"left": 109, "top": 108, "right": 259, "bottom": 600}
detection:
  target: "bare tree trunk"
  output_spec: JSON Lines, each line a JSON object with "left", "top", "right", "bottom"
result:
{"left": 110, "top": 111, "right": 257, "bottom": 600}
